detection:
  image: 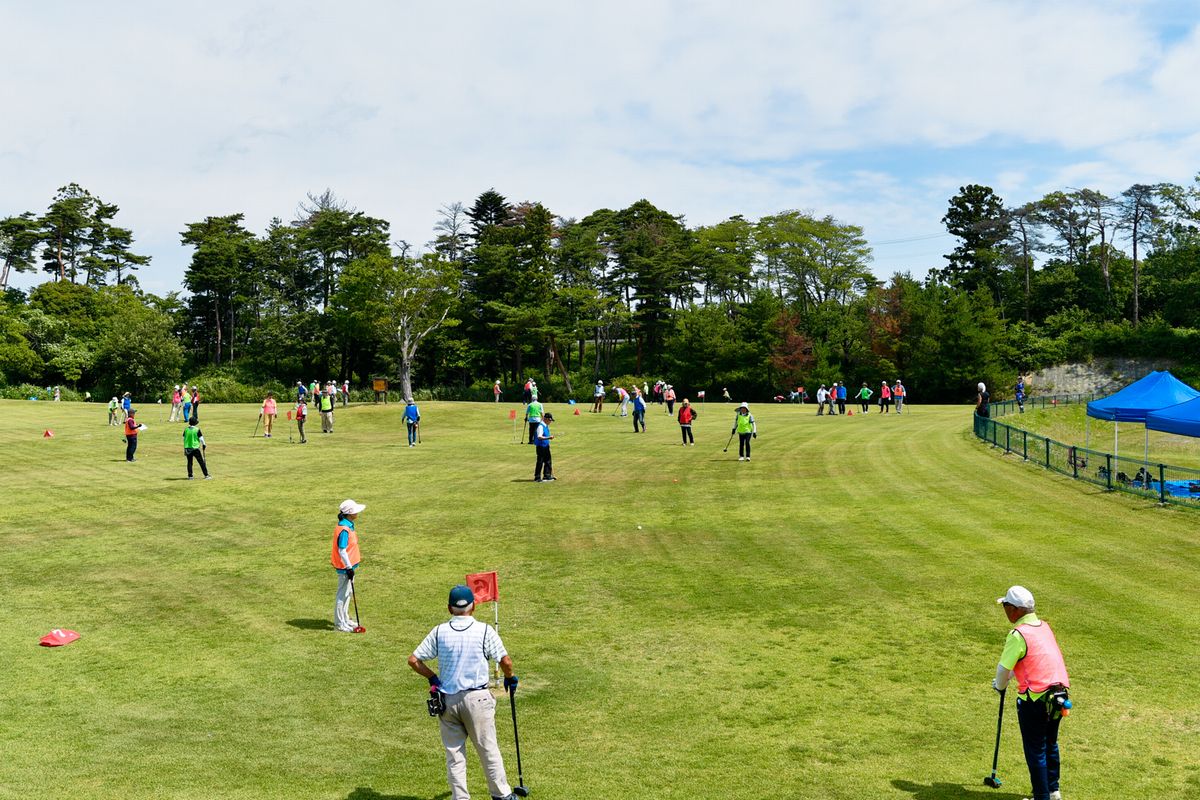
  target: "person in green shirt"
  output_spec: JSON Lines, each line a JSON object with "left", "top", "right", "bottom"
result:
{"left": 525, "top": 398, "right": 544, "bottom": 445}
{"left": 992, "top": 586, "right": 1071, "bottom": 800}
{"left": 856, "top": 383, "right": 873, "bottom": 413}
{"left": 731, "top": 402, "right": 757, "bottom": 461}
{"left": 182, "top": 417, "right": 211, "bottom": 480}
{"left": 108, "top": 397, "right": 120, "bottom": 426}
{"left": 319, "top": 389, "right": 335, "bottom": 434}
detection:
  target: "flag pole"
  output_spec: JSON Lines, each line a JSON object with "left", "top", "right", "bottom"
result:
{"left": 493, "top": 598, "right": 500, "bottom": 685}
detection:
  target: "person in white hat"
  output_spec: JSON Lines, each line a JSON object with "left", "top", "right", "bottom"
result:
{"left": 731, "top": 402, "right": 757, "bottom": 461}
{"left": 169, "top": 385, "right": 182, "bottom": 422}
{"left": 331, "top": 499, "right": 367, "bottom": 632}
{"left": 592, "top": 379, "right": 605, "bottom": 413}
{"left": 993, "top": 586, "right": 1071, "bottom": 800}
{"left": 976, "top": 382, "right": 990, "bottom": 418}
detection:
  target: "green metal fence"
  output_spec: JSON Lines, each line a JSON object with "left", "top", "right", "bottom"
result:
{"left": 973, "top": 393, "right": 1200, "bottom": 509}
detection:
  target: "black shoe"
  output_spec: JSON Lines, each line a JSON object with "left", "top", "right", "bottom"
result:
{"left": 534, "top": 478, "right": 543, "bottom": 483}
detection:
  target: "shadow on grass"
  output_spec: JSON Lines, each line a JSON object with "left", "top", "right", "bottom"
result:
{"left": 891, "top": 778, "right": 1025, "bottom": 799}
{"left": 344, "top": 789, "right": 450, "bottom": 800}
{"left": 286, "top": 618, "right": 335, "bottom": 631}
{"left": 163, "top": 477, "right": 194, "bottom": 481}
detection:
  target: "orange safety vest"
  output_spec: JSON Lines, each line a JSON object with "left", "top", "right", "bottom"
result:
{"left": 1013, "top": 621, "right": 1070, "bottom": 694}
{"left": 894, "top": 385, "right": 906, "bottom": 397}
{"left": 330, "top": 523, "right": 361, "bottom": 570}
{"left": 124, "top": 418, "right": 139, "bottom": 437}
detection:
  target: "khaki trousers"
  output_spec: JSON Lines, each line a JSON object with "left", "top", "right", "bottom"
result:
{"left": 321, "top": 411, "right": 334, "bottom": 432}
{"left": 438, "top": 689, "right": 511, "bottom": 800}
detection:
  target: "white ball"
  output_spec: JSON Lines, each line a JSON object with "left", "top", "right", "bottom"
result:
{"left": 637, "top": 525, "right": 643, "bottom": 530}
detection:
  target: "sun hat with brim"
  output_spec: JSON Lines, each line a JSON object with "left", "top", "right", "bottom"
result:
{"left": 997, "top": 585, "right": 1035, "bottom": 609}
{"left": 449, "top": 584, "right": 475, "bottom": 609}
{"left": 739, "top": 402, "right": 749, "bottom": 409}
{"left": 339, "top": 499, "right": 366, "bottom": 516}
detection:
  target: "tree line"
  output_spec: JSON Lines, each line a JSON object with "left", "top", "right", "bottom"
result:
{"left": 3, "top": 177, "right": 1200, "bottom": 402}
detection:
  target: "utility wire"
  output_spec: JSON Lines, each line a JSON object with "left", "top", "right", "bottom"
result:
{"left": 869, "top": 232, "right": 951, "bottom": 246}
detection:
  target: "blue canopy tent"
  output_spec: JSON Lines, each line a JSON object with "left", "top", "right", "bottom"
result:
{"left": 1146, "top": 395, "right": 1200, "bottom": 437}
{"left": 1086, "top": 370, "right": 1200, "bottom": 459}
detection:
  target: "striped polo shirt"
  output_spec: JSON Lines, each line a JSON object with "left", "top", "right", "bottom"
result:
{"left": 413, "top": 617, "right": 507, "bottom": 694}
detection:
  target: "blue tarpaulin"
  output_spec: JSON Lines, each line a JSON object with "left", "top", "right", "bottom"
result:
{"left": 1086, "top": 371, "right": 1200, "bottom": 422}
{"left": 1146, "top": 395, "right": 1200, "bottom": 438}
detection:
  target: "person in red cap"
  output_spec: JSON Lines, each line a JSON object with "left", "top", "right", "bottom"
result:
{"left": 409, "top": 584, "right": 520, "bottom": 800}
{"left": 331, "top": 499, "right": 366, "bottom": 632}
{"left": 992, "top": 585, "right": 1071, "bottom": 800}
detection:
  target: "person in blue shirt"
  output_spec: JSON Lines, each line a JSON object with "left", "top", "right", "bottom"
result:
{"left": 836, "top": 382, "right": 847, "bottom": 414}
{"left": 332, "top": 499, "right": 366, "bottom": 633}
{"left": 121, "top": 392, "right": 132, "bottom": 421}
{"left": 296, "top": 381, "right": 307, "bottom": 404}
{"left": 404, "top": 399, "right": 421, "bottom": 447}
{"left": 632, "top": 388, "right": 647, "bottom": 433}
{"left": 534, "top": 412, "right": 555, "bottom": 482}
{"left": 1016, "top": 375, "right": 1026, "bottom": 413}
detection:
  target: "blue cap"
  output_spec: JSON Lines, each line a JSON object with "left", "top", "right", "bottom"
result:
{"left": 448, "top": 585, "right": 475, "bottom": 609}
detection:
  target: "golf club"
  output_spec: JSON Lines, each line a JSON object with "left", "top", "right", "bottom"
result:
{"left": 984, "top": 688, "right": 1005, "bottom": 788}
{"left": 349, "top": 575, "right": 366, "bottom": 634}
{"left": 508, "top": 684, "right": 529, "bottom": 797}
{"left": 251, "top": 413, "right": 262, "bottom": 439}
{"left": 417, "top": 423, "right": 421, "bottom": 444}
{"left": 722, "top": 430, "right": 736, "bottom": 453}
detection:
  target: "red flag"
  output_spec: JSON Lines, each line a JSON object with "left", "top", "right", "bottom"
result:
{"left": 508, "top": 409, "right": 517, "bottom": 420}
{"left": 39, "top": 629, "right": 80, "bottom": 647}
{"left": 465, "top": 571, "right": 498, "bottom": 604}
{"left": 43, "top": 430, "right": 54, "bottom": 438}
{"left": 286, "top": 410, "right": 293, "bottom": 421}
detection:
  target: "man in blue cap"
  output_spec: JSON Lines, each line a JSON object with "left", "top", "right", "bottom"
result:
{"left": 409, "top": 585, "right": 520, "bottom": 800}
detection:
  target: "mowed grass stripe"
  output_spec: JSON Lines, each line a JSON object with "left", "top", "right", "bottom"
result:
{"left": 1, "top": 399, "right": 1197, "bottom": 799}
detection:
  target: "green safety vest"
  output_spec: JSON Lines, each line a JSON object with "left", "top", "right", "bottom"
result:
{"left": 735, "top": 412, "right": 754, "bottom": 434}
{"left": 183, "top": 426, "right": 201, "bottom": 449}
{"left": 527, "top": 400, "right": 543, "bottom": 420}
{"left": 320, "top": 395, "right": 334, "bottom": 412}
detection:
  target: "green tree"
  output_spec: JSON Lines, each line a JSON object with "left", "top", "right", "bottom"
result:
{"left": 39, "top": 183, "right": 96, "bottom": 283}
{"left": 0, "top": 213, "right": 41, "bottom": 290}
{"left": 941, "top": 185, "right": 1011, "bottom": 303}
{"left": 335, "top": 252, "right": 462, "bottom": 400}
{"left": 181, "top": 214, "right": 259, "bottom": 366}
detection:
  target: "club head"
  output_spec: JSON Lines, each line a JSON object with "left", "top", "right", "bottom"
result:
{"left": 513, "top": 788, "right": 529, "bottom": 797}
{"left": 983, "top": 775, "right": 1001, "bottom": 788}
{"left": 353, "top": 626, "right": 366, "bottom": 634}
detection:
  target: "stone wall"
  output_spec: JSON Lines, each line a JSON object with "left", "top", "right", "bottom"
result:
{"left": 1024, "top": 358, "right": 1177, "bottom": 397}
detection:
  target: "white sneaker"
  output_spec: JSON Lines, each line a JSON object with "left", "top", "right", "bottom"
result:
{"left": 1050, "top": 792, "right": 1062, "bottom": 800}
{"left": 738, "top": 456, "right": 745, "bottom": 461}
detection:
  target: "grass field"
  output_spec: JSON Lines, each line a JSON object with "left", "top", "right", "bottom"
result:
{"left": 1, "top": 398, "right": 1198, "bottom": 800}
{"left": 1000, "top": 404, "right": 1200, "bottom": 470}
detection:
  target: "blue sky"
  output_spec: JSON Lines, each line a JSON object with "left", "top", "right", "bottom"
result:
{"left": 3, "top": 0, "right": 1200, "bottom": 295}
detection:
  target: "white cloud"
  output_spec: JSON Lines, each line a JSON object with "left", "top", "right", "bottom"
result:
{"left": 2, "top": 1, "right": 1199, "bottom": 293}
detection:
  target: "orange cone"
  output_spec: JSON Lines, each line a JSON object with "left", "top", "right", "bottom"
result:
{"left": 43, "top": 430, "right": 54, "bottom": 438}
{"left": 847, "top": 410, "right": 853, "bottom": 416}
{"left": 573, "top": 408, "right": 580, "bottom": 415}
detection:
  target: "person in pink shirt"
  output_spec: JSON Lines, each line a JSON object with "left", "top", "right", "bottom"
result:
{"left": 169, "top": 385, "right": 183, "bottom": 422}
{"left": 262, "top": 392, "right": 278, "bottom": 438}
{"left": 879, "top": 381, "right": 892, "bottom": 414}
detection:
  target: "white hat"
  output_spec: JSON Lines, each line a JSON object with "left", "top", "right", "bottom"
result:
{"left": 339, "top": 499, "right": 366, "bottom": 516}
{"left": 174, "top": 385, "right": 180, "bottom": 389}
{"left": 598, "top": 380, "right": 604, "bottom": 384}
{"left": 739, "top": 401, "right": 749, "bottom": 409}
{"left": 978, "top": 382, "right": 987, "bottom": 392}
{"left": 997, "top": 585, "right": 1035, "bottom": 609}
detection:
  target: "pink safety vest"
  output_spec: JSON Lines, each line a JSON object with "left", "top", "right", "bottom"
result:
{"left": 1013, "top": 621, "right": 1070, "bottom": 694}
